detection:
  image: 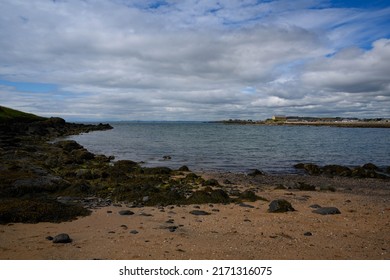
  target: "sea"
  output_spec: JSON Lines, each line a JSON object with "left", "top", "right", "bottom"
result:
{"left": 67, "top": 122, "right": 390, "bottom": 174}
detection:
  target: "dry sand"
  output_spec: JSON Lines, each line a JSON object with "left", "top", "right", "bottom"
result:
{"left": 1, "top": 174, "right": 389, "bottom": 260}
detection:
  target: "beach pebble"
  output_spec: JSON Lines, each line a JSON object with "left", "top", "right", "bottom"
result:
{"left": 53, "top": 233, "right": 72, "bottom": 243}
{"left": 268, "top": 199, "right": 295, "bottom": 213}
{"left": 309, "top": 204, "right": 322, "bottom": 209}
{"left": 239, "top": 203, "right": 255, "bottom": 208}
{"left": 312, "top": 207, "right": 341, "bottom": 215}
{"left": 190, "top": 210, "right": 211, "bottom": 216}
{"left": 119, "top": 210, "right": 134, "bottom": 216}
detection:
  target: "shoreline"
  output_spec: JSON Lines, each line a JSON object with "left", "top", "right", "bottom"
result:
{"left": 213, "top": 120, "right": 390, "bottom": 129}
{"left": 1, "top": 116, "right": 390, "bottom": 260}
{"left": 1, "top": 173, "right": 389, "bottom": 260}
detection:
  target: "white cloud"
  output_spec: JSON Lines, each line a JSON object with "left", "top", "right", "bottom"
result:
{"left": 0, "top": 0, "right": 389, "bottom": 120}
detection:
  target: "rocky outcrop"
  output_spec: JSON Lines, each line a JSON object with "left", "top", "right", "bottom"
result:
{"left": 294, "top": 163, "right": 389, "bottom": 179}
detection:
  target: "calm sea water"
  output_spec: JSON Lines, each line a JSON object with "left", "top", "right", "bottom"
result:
{"left": 68, "top": 122, "right": 390, "bottom": 174}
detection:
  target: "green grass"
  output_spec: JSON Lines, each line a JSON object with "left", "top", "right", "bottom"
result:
{"left": 0, "top": 105, "right": 46, "bottom": 123}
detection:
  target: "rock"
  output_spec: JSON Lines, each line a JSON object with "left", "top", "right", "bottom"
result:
{"left": 296, "top": 182, "right": 316, "bottom": 191}
{"left": 203, "top": 179, "right": 219, "bottom": 186}
{"left": 46, "top": 236, "right": 54, "bottom": 241}
{"left": 167, "top": 226, "right": 178, "bottom": 232}
{"left": 178, "top": 165, "right": 190, "bottom": 172}
{"left": 362, "top": 163, "right": 379, "bottom": 171}
{"left": 304, "top": 232, "right": 313, "bottom": 236}
{"left": 268, "top": 199, "right": 295, "bottom": 213}
{"left": 238, "top": 203, "right": 255, "bottom": 208}
{"left": 322, "top": 165, "right": 352, "bottom": 176}
{"left": 189, "top": 210, "right": 211, "bottom": 216}
{"left": 248, "top": 169, "right": 265, "bottom": 176}
{"left": 55, "top": 140, "right": 83, "bottom": 152}
{"left": 309, "top": 204, "right": 322, "bottom": 209}
{"left": 53, "top": 233, "right": 72, "bottom": 243}
{"left": 239, "top": 190, "right": 258, "bottom": 202}
{"left": 130, "top": 230, "right": 139, "bottom": 234}
{"left": 294, "top": 163, "right": 320, "bottom": 174}
{"left": 118, "top": 210, "right": 134, "bottom": 216}
{"left": 312, "top": 207, "right": 341, "bottom": 215}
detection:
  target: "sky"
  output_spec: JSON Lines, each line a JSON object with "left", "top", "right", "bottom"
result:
{"left": 0, "top": 0, "right": 389, "bottom": 121}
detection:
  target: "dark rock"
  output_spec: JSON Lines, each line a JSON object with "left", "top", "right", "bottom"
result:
{"left": 53, "top": 233, "right": 72, "bottom": 243}
{"left": 130, "top": 230, "right": 139, "bottom": 234}
{"left": 178, "top": 165, "right": 190, "bottom": 172}
{"left": 322, "top": 165, "right": 352, "bottom": 176}
{"left": 238, "top": 203, "right": 255, "bottom": 208}
{"left": 309, "top": 204, "right": 322, "bottom": 209}
{"left": 304, "top": 232, "right": 313, "bottom": 236}
{"left": 312, "top": 207, "right": 341, "bottom": 215}
{"left": 167, "top": 226, "right": 178, "bottom": 232}
{"left": 118, "top": 210, "right": 134, "bottom": 216}
{"left": 189, "top": 210, "right": 211, "bottom": 216}
{"left": 55, "top": 140, "right": 83, "bottom": 152}
{"left": 362, "top": 163, "right": 379, "bottom": 171}
{"left": 296, "top": 182, "right": 316, "bottom": 191}
{"left": 203, "top": 179, "right": 219, "bottom": 186}
{"left": 139, "top": 212, "right": 153, "bottom": 217}
{"left": 268, "top": 199, "right": 295, "bottom": 213}
{"left": 239, "top": 190, "right": 259, "bottom": 202}
{"left": 248, "top": 169, "right": 265, "bottom": 176}
{"left": 294, "top": 163, "right": 321, "bottom": 174}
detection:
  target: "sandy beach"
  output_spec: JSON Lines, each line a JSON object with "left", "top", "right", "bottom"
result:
{"left": 1, "top": 173, "right": 389, "bottom": 260}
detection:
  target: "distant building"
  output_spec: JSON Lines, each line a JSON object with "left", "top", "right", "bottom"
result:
{"left": 272, "top": 115, "right": 287, "bottom": 121}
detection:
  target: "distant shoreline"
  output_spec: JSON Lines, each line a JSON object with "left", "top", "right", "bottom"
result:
{"left": 211, "top": 120, "right": 390, "bottom": 128}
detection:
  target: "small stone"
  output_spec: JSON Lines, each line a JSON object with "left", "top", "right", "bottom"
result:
{"left": 53, "top": 233, "right": 72, "bottom": 244}
{"left": 167, "top": 226, "right": 178, "bottom": 232}
{"left": 304, "top": 232, "right": 313, "bottom": 236}
{"left": 119, "top": 210, "right": 134, "bottom": 216}
{"left": 239, "top": 203, "right": 255, "bottom": 208}
{"left": 268, "top": 199, "right": 295, "bottom": 213}
{"left": 190, "top": 210, "right": 211, "bottom": 216}
{"left": 166, "top": 219, "right": 175, "bottom": 224}
{"left": 139, "top": 212, "right": 153, "bottom": 217}
{"left": 312, "top": 207, "right": 341, "bottom": 215}
{"left": 130, "top": 230, "right": 139, "bottom": 234}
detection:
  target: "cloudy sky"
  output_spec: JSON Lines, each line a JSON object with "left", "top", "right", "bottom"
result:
{"left": 0, "top": 0, "right": 389, "bottom": 121}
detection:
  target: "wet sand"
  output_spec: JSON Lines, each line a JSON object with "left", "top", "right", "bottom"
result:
{"left": 1, "top": 174, "right": 389, "bottom": 260}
